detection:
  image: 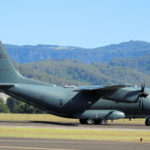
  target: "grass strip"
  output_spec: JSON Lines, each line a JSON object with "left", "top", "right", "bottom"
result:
{"left": 0, "top": 127, "right": 150, "bottom": 142}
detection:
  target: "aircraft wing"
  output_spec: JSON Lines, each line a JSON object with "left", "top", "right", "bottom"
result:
{"left": 74, "top": 84, "right": 131, "bottom": 92}
{"left": 74, "top": 84, "right": 141, "bottom": 103}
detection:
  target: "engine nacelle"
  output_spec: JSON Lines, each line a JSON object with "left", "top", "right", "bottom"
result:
{"left": 142, "top": 96, "right": 150, "bottom": 111}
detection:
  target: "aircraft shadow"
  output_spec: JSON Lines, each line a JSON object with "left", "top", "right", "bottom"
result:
{"left": 30, "top": 121, "right": 78, "bottom": 126}
{"left": 108, "top": 123, "right": 146, "bottom": 127}
{"left": 0, "top": 120, "right": 146, "bottom": 127}
{"left": 0, "top": 120, "right": 78, "bottom": 126}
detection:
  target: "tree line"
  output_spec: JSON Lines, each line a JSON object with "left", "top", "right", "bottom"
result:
{"left": 0, "top": 97, "right": 46, "bottom": 114}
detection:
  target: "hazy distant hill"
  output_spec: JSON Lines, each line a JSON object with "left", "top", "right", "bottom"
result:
{"left": 110, "top": 53, "right": 150, "bottom": 74}
{"left": 5, "top": 40, "right": 150, "bottom": 63}
{"left": 14, "top": 59, "right": 150, "bottom": 86}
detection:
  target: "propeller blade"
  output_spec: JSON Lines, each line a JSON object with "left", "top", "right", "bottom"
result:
{"left": 141, "top": 83, "right": 145, "bottom": 92}
{"left": 138, "top": 83, "right": 149, "bottom": 98}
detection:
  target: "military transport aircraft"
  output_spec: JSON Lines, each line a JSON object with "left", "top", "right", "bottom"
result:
{"left": 0, "top": 41, "right": 150, "bottom": 126}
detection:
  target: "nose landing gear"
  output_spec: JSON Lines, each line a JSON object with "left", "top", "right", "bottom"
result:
{"left": 79, "top": 119, "right": 87, "bottom": 124}
{"left": 145, "top": 118, "right": 150, "bottom": 126}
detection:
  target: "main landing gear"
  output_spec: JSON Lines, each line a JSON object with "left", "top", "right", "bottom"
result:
{"left": 79, "top": 119, "right": 108, "bottom": 125}
{"left": 80, "top": 118, "right": 150, "bottom": 126}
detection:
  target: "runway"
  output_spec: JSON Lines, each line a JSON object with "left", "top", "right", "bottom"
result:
{"left": 0, "top": 120, "right": 149, "bottom": 131}
{"left": 0, "top": 120, "right": 150, "bottom": 149}
{"left": 0, "top": 137, "right": 149, "bottom": 150}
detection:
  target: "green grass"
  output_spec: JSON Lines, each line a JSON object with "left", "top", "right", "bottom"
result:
{"left": 0, "top": 113, "right": 148, "bottom": 142}
{"left": 0, "top": 113, "right": 78, "bottom": 122}
{"left": 0, "top": 127, "right": 150, "bottom": 142}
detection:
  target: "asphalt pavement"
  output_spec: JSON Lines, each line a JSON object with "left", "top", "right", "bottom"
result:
{"left": 0, "top": 137, "right": 149, "bottom": 150}
{"left": 0, "top": 120, "right": 149, "bottom": 131}
{"left": 0, "top": 120, "right": 150, "bottom": 150}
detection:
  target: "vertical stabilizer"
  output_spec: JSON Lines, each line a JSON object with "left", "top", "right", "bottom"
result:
{"left": 0, "top": 41, "right": 19, "bottom": 83}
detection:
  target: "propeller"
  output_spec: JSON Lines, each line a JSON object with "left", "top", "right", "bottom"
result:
{"left": 138, "top": 83, "right": 149, "bottom": 98}
{"left": 141, "top": 83, "right": 145, "bottom": 93}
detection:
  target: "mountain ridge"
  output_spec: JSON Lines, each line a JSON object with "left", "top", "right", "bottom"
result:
{"left": 5, "top": 40, "right": 150, "bottom": 64}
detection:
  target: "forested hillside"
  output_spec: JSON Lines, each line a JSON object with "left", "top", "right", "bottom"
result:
{"left": 14, "top": 60, "right": 150, "bottom": 86}
{"left": 5, "top": 40, "right": 150, "bottom": 63}
{"left": 110, "top": 53, "right": 150, "bottom": 74}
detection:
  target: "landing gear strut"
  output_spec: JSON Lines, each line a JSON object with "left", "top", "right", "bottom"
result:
{"left": 100, "top": 120, "right": 108, "bottom": 125}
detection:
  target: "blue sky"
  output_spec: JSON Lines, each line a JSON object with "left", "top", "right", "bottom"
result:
{"left": 0, "top": 0, "right": 150, "bottom": 48}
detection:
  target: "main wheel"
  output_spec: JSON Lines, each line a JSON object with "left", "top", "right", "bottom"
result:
{"left": 87, "top": 119, "right": 94, "bottom": 125}
{"left": 100, "top": 120, "right": 108, "bottom": 125}
{"left": 79, "top": 119, "right": 87, "bottom": 124}
{"left": 94, "top": 119, "right": 100, "bottom": 125}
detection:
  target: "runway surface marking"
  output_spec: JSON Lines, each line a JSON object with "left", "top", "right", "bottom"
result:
{"left": 0, "top": 139, "right": 96, "bottom": 144}
{"left": 0, "top": 146, "right": 76, "bottom": 150}
{"left": 0, "top": 139, "right": 77, "bottom": 150}
{"left": 0, "top": 139, "right": 117, "bottom": 145}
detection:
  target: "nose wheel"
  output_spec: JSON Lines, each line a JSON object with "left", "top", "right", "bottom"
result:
{"left": 79, "top": 119, "right": 87, "bottom": 124}
{"left": 145, "top": 118, "right": 150, "bottom": 126}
